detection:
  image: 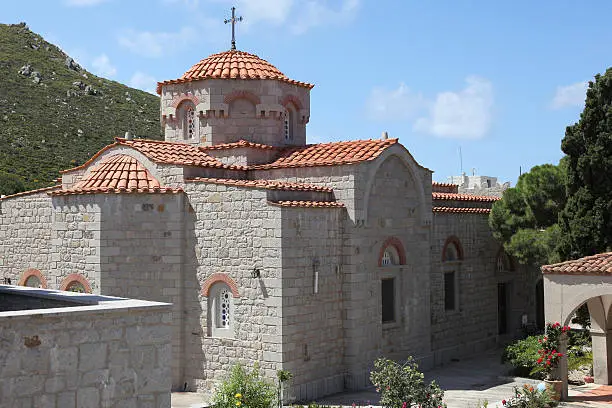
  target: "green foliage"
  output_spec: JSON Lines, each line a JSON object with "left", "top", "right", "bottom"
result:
{"left": 502, "top": 335, "right": 546, "bottom": 379}
{"left": 558, "top": 68, "right": 612, "bottom": 259}
{"left": 0, "top": 23, "right": 162, "bottom": 191}
{"left": 0, "top": 170, "right": 26, "bottom": 195}
{"left": 489, "top": 163, "right": 566, "bottom": 265}
{"left": 370, "top": 357, "right": 446, "bottom": 408}
{"left": 501, "top": 384, "right": 558, "bottom": 408}
{"left": 212, "top": 364, "right": 277, "bottom": 408}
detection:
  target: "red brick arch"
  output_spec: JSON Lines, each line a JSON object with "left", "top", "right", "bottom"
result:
{"left": 201, "top": 273, "right": 240, "bottom": 298}
{"left": 171, "top": 93, "right": 200, "bottom": 109}
{"left": 378, "top": 237, "right": 407, "bottom": 266}
{"left": 60, "top": 274, "right": 92, "bottom": 293}
{"left": 280, "top": 94, "right": 303, "bottom": 110}
{"left": 18, "top": 269, "right": 48, "bottom": 289}
{"left": 223, "top": 90, "right": 261, "bottom": 105}
{"left": 442, "top": 235, "right": 464, "bottom": 262}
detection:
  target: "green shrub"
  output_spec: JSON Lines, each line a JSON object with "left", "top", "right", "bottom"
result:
{"left": 212, "top": 363, "right": 277, "bottom": 408}
{"left": 502, "top": 335, "right": 546, "bottom": 379}
{"left": 370, "top": 356, "right": 446, "bottom": 408}
{"left": 501, "top": 384, "right": 558, "bottom": 407}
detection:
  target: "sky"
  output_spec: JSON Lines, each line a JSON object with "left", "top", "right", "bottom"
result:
{"left": 3, "top": 0, "right": 611, "bottom": 184}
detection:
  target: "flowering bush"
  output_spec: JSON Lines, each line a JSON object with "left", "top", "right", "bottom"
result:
{"left": 212, "top": 363, "right": 277, "bottom": 408}
{"left": 532, "top": 322, "right": 570, "bottom": 379}
{"left": 370, "top": 357, "right": 446, "bottom": 408}
{"left": 500, "top": 383, "right": 558, "bottom": 407}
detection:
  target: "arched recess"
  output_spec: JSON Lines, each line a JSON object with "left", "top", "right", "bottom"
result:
{"left": 362, "top": 145, "right": 428, "bottom": 226}
{"left": 496, "top": 247, "right": 515, "bottom": 272}
{"left": 378, "top": 237, "right": 407, "bottom": 267}
{"left": 60, "top": 274, "right": 92, "bottom": 293}
{"left": 201, "top": 273, "right": 240, "bottom": 298}
{"left": 177, "top": 100, "right": 198, "bottom": 140}
{"left": 18, "top": 269, "right": 48, "bottom": 289}
{"left": 280, "top": 94, "right": 303, "bottom": 111}
{"left": 442, "top": 236, "right": 464, "bottom": 262}
{"left": 228, "top": 97, "right": 256, "bottom": 119}
{"left": 224, "top": 90, "right": 261, "bottom": 106}
{"left": 171, "top": 93, "right": 200, "bottom": 109}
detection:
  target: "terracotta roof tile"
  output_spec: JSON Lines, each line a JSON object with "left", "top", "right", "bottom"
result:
{"left": 432, "top": 182, "right": 459, "bottom": 194}
{"left": 541, "top": 252, "right": 612, "bottom": 275}
{"left": 0, "top": 185, "right": 61, "bottom": 201}
{"left": 432, "top": 206, "right": 491, "bottom": 214}
{"left": 252, "top": 139, "right": 399, "bottom": 170}
{"left": 185, "top": 177, "right": 332, "bottom": 192}
{"left": 432, "top": 192, "right": 500, "bottom": 202}
{"left": 200, "top": 140, "right": 279, "bottom": 151}
{"left": 157, "top": 50, "right": 314, "bottom": 93}
{"left": 268, "top": 200, "right": 345, "bottom": 208}
{"left": 51, "top": 155, "right": 182, "bottom": 196}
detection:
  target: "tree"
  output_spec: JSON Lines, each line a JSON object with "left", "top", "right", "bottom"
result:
{"left": 489, "top": 163, "right": 566, "bottom": 265}
{"left": 0, "top": 171, "right": 26, "bottom": 196}
{"left": 558, "top": 68, "right": 612, "bottom": 259}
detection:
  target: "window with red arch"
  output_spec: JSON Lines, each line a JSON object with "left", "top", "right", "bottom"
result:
{"left": 60, "top": 274, "right": 92, "bottom": 294}
{"left": 442, "top": 236, "right": 464, "bottom": 262}
{"left": 378, "top": 237, "right": 406, "bottom": 267}
{"left": 19, "top": 269, "right": 48, "bottom": 289}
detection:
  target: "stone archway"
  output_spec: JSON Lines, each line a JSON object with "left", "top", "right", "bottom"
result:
{"left": 542, "top": 252, "right": 612, "bottom": 400}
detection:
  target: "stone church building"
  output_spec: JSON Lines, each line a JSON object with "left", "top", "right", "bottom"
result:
{"left": 0, "top": 48, "right": 543, "bottom": 400}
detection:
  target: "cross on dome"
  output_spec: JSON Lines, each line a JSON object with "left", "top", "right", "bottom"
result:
{"left": 224, "top": 6, "right": 243, "bottom": 51}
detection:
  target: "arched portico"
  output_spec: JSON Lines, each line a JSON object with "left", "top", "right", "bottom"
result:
{"left": 542, "top": 252, "right": 612, "bottom": 400}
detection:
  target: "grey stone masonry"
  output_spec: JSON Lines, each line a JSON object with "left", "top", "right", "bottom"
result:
{"left": 0, "top": 285, "right": 172, "bottom": 408}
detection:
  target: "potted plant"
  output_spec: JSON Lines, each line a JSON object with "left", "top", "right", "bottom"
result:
{"left": 532, "top": 322, "right": 570, "bottom": 401}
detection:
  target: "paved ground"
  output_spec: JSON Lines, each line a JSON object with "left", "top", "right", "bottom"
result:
{"left": 171, "top": 349, "right": 612, "bottom": 407}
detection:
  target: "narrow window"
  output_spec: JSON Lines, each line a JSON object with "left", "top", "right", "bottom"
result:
{"left": 284, "top": 105, "right": 296, "bottom": 140}
{"left": 381, "top": 278, "right": 395, "bottom": 323}
{"left": 66, "top": 281, "right": 86, "bottom": 293}
{"left": 444, "top": 272, "right": 455, "bottom": 311}
{"left": 218, "top": 287, "right": 231, "bottom": 328}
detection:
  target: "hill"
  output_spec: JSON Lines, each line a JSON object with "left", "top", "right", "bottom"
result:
{"left": 0, "top": 22, "right": 162, "bottom": 193}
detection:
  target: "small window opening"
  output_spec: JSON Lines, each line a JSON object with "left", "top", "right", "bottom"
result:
{"left": 381, "top": 278, "right": 395, "bottom": 323}
{"left": 217, "top": 287, "right": 231, "bottom": 328}
{"left": 66, "top": 281, "right": 86, "bottom": 293}
{"left": 24, "top": 275, "right": 41, "bottom": 288}
{"left": 444, "top": 271, "right": 456, "bottom": 311}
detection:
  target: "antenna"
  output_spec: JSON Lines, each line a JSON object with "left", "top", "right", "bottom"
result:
{"left": 458, "top": 146, "right": 463, "bottom": 175}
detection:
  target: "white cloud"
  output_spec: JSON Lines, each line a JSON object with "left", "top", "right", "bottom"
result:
{"left": 292, "top": 0, "right": 360, "bottom": 34}
{"left": 414, "top": 76, "right": 493, "bottom": 139}
{"left": 91, "top": 54, "right": 117, "bottom": 78}
{"left": 551, "top": 81, "right": 588, "bottom": 109}
{"left": 64, "top": 0, "right": 108, "bottom": 6}
{"left": 367, "top": 77, "right": 494, "bottom": 140}
{"left": 118, "top": 26, "right": 197, "bottom": 58}
{"left": 367, "top": 83, "right": 426, "bottom": 121}
{"left": 129, "top": 72, "right": 157, "bottom": 94}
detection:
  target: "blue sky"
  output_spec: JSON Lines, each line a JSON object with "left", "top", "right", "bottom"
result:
{"left": 3, "top": 1, "right": 611, "bottom": 184}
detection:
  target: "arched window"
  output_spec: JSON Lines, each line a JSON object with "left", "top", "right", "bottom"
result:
{"left": 60, "top": 274, "right": 92, "bottom": 293}
{"left": 208, "top": 282, "right": 235, "bottom": 338}
{"left": 284, "top": 104, "right": 296, "bottom": 141}
{"left": 442, "top": 236, "right": 463, "bottom": 262}
{"left": 19, "top": 269, "right": 48, "bottom": 289}
{"left": 496, "top": 249, "right": 513, "bottom": 273}
{"left": 381, "top": 247, "right": 399, "bottom": 266}
{"left": 181, "top": 102, "right": 197, "bottom": 140}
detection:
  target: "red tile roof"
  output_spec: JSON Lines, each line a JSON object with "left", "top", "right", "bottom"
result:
{"left": 541, "top": 252, "right": 612, "bottom": 275}
{"left": 432, "top": 192, "right": 500, "bottom": 202}
{"left": 185, "top": 177, "right": 332, "bottom": 192}
{"left": 157, "top": 50, "right": 314, "bottom": 93}
{"left": 61, "top": 138, "right": 243, "bottom": 174}
{"left": 0, "top": 185, "right": 61, "bottom": 201}
{"left": 268, "top": 200, "right": 345, "bottom": 208}
{"left": 432, "top": 206, "right": 491, "bottom": 214}
{"left": 51, "top": 155, "right": 182, "bottom": 196}
{"left": 201, "top": 140, "right": 279, "bottom": 151}
{"left": 252, "top": 139, "right": 399, "bottom": 169}
{"left": 432, "top": 182, "right": 459, "bottom": 194}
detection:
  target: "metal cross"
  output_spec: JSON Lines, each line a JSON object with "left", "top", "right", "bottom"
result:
{"left": 224, "top": 6, "right": 243, "bottom": 51}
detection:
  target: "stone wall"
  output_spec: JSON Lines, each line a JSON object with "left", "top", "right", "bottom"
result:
{"left": 183, "top": 182, "right": 284, "bottom": 395}
{"left": 278, "top": 205, "right": 344, "bottom": 401}
{"left": 0, "top": 285, "right": 172, "bottom": 408}
{"left": 0, "top": 192, "right": 54, "bottom": 285}
{"left": 430, "top": 212, "right": 539, "bottom": 364}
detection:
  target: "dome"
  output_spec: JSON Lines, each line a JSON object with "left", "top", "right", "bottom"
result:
{"left": 157, "top": 50, "right": 313, "bottom": 93}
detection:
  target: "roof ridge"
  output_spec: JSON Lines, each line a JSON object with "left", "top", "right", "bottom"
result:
{"left": 185, "top": 177, "right": 333, "bottom": 192}
{"left": 268, "top": 200, "right": 345, "bottom": 208}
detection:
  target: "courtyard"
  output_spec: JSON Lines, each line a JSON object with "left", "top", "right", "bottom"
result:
{"left": 171, "top": 348, "right": 612, "bottom": 408}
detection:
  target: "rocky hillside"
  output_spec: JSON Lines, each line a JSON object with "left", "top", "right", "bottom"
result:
{"left": 0, "top": 22, "right": 162, "bottom": 192}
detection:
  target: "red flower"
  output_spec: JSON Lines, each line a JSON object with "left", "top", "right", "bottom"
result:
{"left": 537, "top": 357, "right": 543, "bottom": 364}
{"left": 502, "top": 400, "right": 506, "bottom": 405}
